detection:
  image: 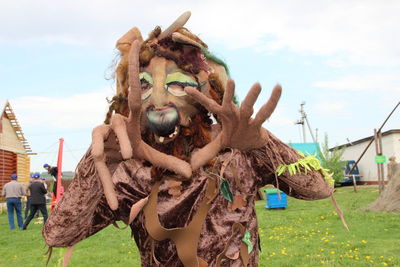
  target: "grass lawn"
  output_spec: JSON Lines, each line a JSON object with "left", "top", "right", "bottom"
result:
{"left": 0, "top": 186, "right": 399, "bottom": 266}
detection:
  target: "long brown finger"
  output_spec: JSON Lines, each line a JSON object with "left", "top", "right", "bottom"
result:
{"left": 222, "top": 79, "right": 235, "bottom": 107}
{"left": 111, "top": 114, "right": 132, "bottom": 159}
{"left": 240, "top": 83, "right": 261, "bottom": 121}
{"left": 91, "top": 125, "right": 109, "bottom": 160}
{"left": 190, "top": 135, "right": 223, "bottom": 170}
{"left": 185, "top": 87, "right": 221, "bottom": 114}
{"left": 128, "top": 40, "right": 142, "bottom": 120}
{"left": 138, "top": 142, "right": 192, "bottom": 179}
{"left": 128, "top": 197, "right": 149, "bottom": 224}
{"left": 92, "top": 125, "right": 119, "bottom": 210}
{"left": 253, "top": 84, "right": 282, "bottom": 126}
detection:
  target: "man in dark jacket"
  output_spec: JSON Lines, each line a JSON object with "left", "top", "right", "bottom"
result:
{"left": 43, "top": 163, "right": 58, "bottom": 196}
{"left": 22, "top": 173, "right": 48, "bottom": 230}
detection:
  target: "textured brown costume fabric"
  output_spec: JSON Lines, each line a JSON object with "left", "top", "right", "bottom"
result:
{"left": 43, "top": 130, "right": 332, "bottom": 266}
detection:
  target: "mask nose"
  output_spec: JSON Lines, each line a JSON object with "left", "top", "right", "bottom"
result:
{"left": 148, "top": 78, "right": 168, "bottom": 108}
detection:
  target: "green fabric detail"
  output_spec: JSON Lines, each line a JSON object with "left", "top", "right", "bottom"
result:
{"left": 165, "top": 72, "right": 198, "bottom": 86}
{"left": 220, "top": 178, "right": 233, "bottom": 202}
{"left": 139, "top": 72, "right": 153, "bottom": 84}
{"left": 199, "top": 47, "right": 241, "bottom": 106}
{"left": 233, "top": 95, "right": 240, "bottom": 106}
{"left": 201, "top": 47, "right": 230, "bottom": 76}
{"left": 276, "top": 152, "right": 335, "bottom": 186}
{"left": 242, "top": 231, "right": 253, "bottom": 253}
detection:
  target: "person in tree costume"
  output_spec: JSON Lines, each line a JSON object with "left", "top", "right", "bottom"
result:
{"left": 43, "top": 12, "right": 334, "bottom": 267}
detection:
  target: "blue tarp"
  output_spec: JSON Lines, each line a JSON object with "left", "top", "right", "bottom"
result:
{"left": 288, "top": 142, "right": 321, "bottom": 160}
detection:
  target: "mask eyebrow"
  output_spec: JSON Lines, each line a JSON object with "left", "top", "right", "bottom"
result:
{"left": 139, "top": 72, "right": 153, "bottom": 84}
{"left": 165, "top": 72, "right": 198, "bottom": 86}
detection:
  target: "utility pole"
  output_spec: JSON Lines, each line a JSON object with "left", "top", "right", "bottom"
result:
{"left": 295, "top": 102, "right": 317, "bottom": 143}
{"left": 295, "top": 102, "right": 306, "bottom": 142}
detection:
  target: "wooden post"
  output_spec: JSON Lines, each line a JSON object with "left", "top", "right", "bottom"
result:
{"left": 56, "top": 138, "right": 64, "bottom": 202}
{"left": 352, "top": 175, "right": 357, "bottom": 192}
{"left": 374, "top": 129, "right": 382, "bottom": 194}
{"left": 378, "top": 130, "right": 385, "bottom": 191}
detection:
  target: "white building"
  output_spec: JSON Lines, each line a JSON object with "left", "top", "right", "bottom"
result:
{"left": 334, "top": 129, "right": 400, "bottom": 184}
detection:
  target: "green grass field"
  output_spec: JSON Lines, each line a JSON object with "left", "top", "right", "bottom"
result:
{"left": 0, "top": 186, "right": 399, "bottom": 266}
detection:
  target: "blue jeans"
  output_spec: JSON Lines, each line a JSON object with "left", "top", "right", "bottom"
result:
{"left": 6, "top": 198, "right": 23, "bottom": 230}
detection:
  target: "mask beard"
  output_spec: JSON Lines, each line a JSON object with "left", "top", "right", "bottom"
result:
{"left": 142, "top": 108, "right": 212, "bottom": 161}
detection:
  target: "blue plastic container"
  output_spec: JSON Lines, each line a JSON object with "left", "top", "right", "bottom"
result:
{"left": 264, "top": 189, "right": 288, "bottom": 209}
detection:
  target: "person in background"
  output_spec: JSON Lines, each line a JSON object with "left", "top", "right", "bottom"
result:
{"left": 43, "top": 163, "right": 58, "bottom": 196}
{"left": 40, "top": 175, "right": 50, "bottom": 203}
{"left": 22, "top": 172, "right": 48, "bottom": 230}
{"left": 1, "top": 174, "right": 25, "bottom": 230}
{"left": 24, "top": 174, "right": 34, "bottom": 219}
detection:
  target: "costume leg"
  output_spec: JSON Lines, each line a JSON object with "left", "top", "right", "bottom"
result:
{"left": 15, "top": 198, "right": 24, "bottom": 229}
{"left": 6, "top": 199, "right": 15, "bottom": 230}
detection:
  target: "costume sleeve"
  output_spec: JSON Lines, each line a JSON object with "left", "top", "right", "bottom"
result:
{"left": 43, "top": 147, "right": 116, "bottom": 247}
{"left": 43, "top": 131, "right": 135, "bottom": 247}
{"left": 248, "top": 130, "right": 333, "bottom": 200}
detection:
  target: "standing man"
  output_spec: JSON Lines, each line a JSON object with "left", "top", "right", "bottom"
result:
{"left": 22, "top": 172, "right": 48, "bottom": 230}
{"left": 24, "top": 174, "right": 34, "bottom": 219}
{"left": 43, "top": 163, "right": 58, "bottom": 196}
{"left": 40, "top": 175, "right": 50, "bottom": 203}
{"left": 1, "top": 174, "right": 25, "bottom": 230}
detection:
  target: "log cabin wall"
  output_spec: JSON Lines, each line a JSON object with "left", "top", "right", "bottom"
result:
{"left": 0, "top": 149, "right": 17, "bottom": 192}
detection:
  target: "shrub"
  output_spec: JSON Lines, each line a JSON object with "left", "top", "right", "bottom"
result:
{"left": 318, "top": 134, "right": 346, "bottom": 186}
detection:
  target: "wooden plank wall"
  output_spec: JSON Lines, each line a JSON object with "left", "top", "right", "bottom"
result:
{"left": 0, "top": 149, "right": 17, "bottom": 193}
{"left": 17, "top": 153, "right": 30, "bottom": 184}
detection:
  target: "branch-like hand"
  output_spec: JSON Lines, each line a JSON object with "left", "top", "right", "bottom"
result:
{"left": 91, "top": 40, "right": 192, "bottom": 210}
{"left": 186, "top": 79, "right": 282, "bottom": 170}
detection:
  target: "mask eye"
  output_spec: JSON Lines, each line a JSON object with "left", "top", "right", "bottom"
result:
{"left": 166, "top": 82, "right": 198, "bottom": 97}
{"left": 140, "top": 78, "right": 152, "bottom": 91}
{"left": 139, "top": 72, "right": 153, "bottom": 100}
{"left": 165, "top": 72, "right": 199, "bottom": 97}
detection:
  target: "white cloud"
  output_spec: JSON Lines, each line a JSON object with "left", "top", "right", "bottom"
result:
{"left": 9, "top": 88, "right": 114, "bottom": 130}
{"left": 313, "top": 72, "right": 400, "bottom": 92}
{"left": 315, "top": 101, "right": 347, "bottom": 115}
{"left": 1, "top": 0, "right": 399, "bottom": 67}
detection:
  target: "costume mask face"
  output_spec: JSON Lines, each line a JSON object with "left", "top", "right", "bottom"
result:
{"left": 108, "top": 12, "right": 229, "bottom": 148}
{"left": 140, "top": 56, "right": 208, "bottom": 144}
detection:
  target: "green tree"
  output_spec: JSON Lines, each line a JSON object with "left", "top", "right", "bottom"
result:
{"left": 318, "top": 134, "right": 347, "bottom": 186}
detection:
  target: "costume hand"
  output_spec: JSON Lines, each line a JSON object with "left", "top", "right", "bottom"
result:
{"left": 186, "top": 79, "right": 281, "bottom": 170}
{"left": 91, "top": 40, "right": 192, "bottom": 210}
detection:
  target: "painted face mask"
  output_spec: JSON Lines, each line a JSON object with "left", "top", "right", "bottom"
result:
{"left": 139, "top": 57, "right": 203, "bottom": 144}
{"left": 106, "top": 18, "right": 230, "bottom": 150}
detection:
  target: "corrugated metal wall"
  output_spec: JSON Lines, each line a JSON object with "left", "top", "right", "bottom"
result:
{"left": 0, "top": 149, "right": 17, "bottom": 192}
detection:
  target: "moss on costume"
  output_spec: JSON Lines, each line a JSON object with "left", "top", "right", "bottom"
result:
{"left": 276, "top": 151, "right": 335, "bottom": 186}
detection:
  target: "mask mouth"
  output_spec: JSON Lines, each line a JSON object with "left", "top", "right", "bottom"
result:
{"left": 146, "top": 104, "right": 180, "bottom": 144}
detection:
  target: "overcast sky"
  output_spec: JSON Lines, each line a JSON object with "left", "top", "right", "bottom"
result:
{"left": 1, "top": 0, "right": 399, "bottom": 172}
